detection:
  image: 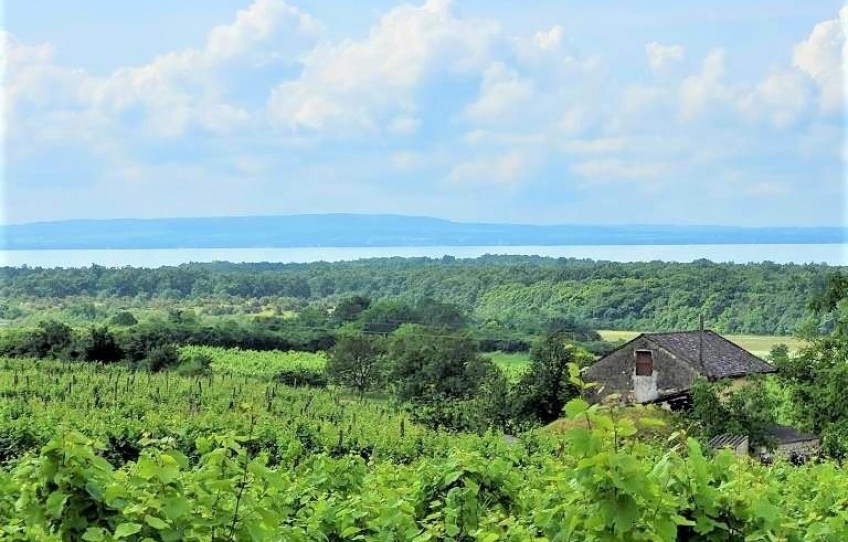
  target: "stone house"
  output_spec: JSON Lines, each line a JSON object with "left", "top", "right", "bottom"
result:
{"left": 583, "top": 329, "right": 776, "bottom": 407}
{"left": 762, "top": 424, "right": 821, "bottom": 462}
{"left": 707, "top": 425, "right": 820, "bottom": 462}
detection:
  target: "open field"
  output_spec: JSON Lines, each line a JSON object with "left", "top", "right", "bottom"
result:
{"left": 598, "top": 330, "right": 803, "bottom": 358}
{"left": 487, "top": 351, "right": 532, "bottom": 381}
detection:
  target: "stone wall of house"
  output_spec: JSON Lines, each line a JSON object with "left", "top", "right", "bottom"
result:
{"left": 633, "top": 371, "right": 659, "bottom": 402}
{"left": 776, "top": 439, "right": 821, "bottom": 459}
{"left": 584, "top": 336, "right": 701, "bottom": 403}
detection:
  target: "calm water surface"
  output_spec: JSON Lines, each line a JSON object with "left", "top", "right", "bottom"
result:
{"left": 2, "top": 244, "right": 845, "bottom": 268}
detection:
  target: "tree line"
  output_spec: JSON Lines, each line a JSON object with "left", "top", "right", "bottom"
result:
{"left": 2, "top": 256, "right": 835, "bottom": 334}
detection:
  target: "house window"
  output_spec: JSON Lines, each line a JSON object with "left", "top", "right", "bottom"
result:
{"left": 635, "top": 350, "right": 653, "bottom": 376}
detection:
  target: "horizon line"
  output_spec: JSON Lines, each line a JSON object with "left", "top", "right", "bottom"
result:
{"left": 2, "top": 212, "right": 846, "bottom": 230}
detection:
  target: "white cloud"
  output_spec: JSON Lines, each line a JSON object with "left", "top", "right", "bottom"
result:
{"left": 446, "top": 151, "right": 530, "bottom": 185}
{"left": 464, "top": 62, "right": 534, "bottom": 123}
{"left": 86, "top": 1, "right": 317, "bottom": 138}
{"left": 619, "top": 85, "right": 668, "bottom": 116}
{"left": 462, "top": 129, "right": 546, "bottom": 146}
{"left": 558, "top": 106, "right": 592, "bottom": 135}
{"left": 740, "top": 70, "right": 811, "bottom": 127}
{"left": 268, "top": 0, "right": 499, "bottom": 133}
{"left": 742, "top": 180, "right": 790, "bottom": 197}
{"left": 562, "top": 137, "right": 626, "bottom": 154}
{"left": 204, "top": 0, "right": 320, "bottom": 63}
{"left": 534, "top": 26, "right": 563, "bottom": 51}
{"left": 386, "top": 115, "right": 420, "bottom": 136}
{"left": 2, "top": 1, "right": 844, "bottom": 226}
{"left": 678, "top": 49, "right": 736, "bottom": 120}
{"left": 391, "top": 151, "right": 419, "bottom": 171}
{"left": 571, "top": 158, "right": 668, "bottom": 181}
{"left": 234, "top": 155, "right": 266, "bottom": 175}
{"left": 3, "top": 0, "right": 319, "bottom": 143}
{"left": 792, "top": 7, "right": 846, "bottom": 115}
{"left": 2, "top": 33, "right": 87, "bottom": 128}
{"left": 645, "top": 42, "right": 684, "bottom": 73}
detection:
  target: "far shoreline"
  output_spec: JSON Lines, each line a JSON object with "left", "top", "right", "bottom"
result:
{"left": 2, "top": 243, "right": 845, "bottom": 268}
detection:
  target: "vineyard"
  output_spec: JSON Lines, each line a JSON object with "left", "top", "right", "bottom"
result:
{"left": 184, "top": 345, "right": 530, "bottom": 382}
{"left": 179, "top": 346, "right": 327, "bottom": 378}
{"left": 2, "top": 357, "right": 848, "bottom": 540}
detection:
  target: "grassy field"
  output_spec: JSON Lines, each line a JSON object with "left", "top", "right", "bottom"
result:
{"left": 487, "top": 351, "right": 532, "bottom": 381}
{"left": 598, "top": 330, "right": 803, "bottom": 358}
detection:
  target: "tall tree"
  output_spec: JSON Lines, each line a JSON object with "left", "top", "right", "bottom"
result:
{"left": 515, "top": 333, "right": 590, "bottom": 424}
{"left": 79, "top": 326, "right": 123, "bottom": 363}
{"left": 388, "top": 325, "right": 492, "bottom": 404}
{"left": 327, "top": 332, "right": 385, "bottom": 397}
{"left": 332, "top": 295, "right": 372, "bottom": 325}
{"left": 26, "top": 320, "right": 75, "bottom": 359}
{"left": 358, "top": 300, "right": 418, "bottom": 333}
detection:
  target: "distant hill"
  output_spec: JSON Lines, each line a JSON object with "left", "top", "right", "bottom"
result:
{"left": 1, "top": 214, "right": 845, "bottom": 250}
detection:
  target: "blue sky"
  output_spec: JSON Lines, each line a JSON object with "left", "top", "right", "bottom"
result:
{"left": 2, "top": 0, "right": 845, "bottom": 226}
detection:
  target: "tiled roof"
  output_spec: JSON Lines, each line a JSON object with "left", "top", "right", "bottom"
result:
{"left": 644, "top": 330, "right": 776, "bottom": 379}
{"left": 767, "top": 424, "right": 818, "bottom": 444}
{"left": 707, "top": 434, "right": 749, "bottom": 449}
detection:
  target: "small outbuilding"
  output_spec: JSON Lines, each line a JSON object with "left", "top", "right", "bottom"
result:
{"left": 583, "top": 328, "right": 776, "bottom": 406}
{"left": 707, "top": 434, "right": 750, "bottom": 456}
{"left": 763, "top": 424, "right": 821, "bottom": 463}
{"left": 707, "top": 427, "right": 820, "bottom": 464}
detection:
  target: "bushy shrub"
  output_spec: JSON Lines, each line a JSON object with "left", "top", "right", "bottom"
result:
{"left": 274, "top": 367, "right": 328, "bottom": 388}
{"left": 176, "top": 350, "right": 213, "bottom": 377}
{"left": 109, "top": 311, "right": 138, "bottom": 327}
{"left": 142, "top": 344, "right": 181, "bottom": 372}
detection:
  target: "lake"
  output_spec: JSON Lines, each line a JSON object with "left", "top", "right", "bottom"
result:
{"left": 1, "top": 244, "right": 845, "bottom": 268}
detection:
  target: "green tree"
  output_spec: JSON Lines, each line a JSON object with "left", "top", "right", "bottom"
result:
{"left": 767, "top": 343, "right": 790, "bottom": 365}
{"left": 166, "top": 308, "right": 198, "bottom": 326}
{"left": 358, "top": 300, "right": 417, "bottom": 334}
{"left": 470, "top": 367, "right": 517, "bottom": 433}
{"left": 388, "top": 325, "right": 492, "bottom": 404}
{"left": 332, "top": 295, "right": 372, "bottom": 325}
{"left": 143, "top": 344, "right": 181, "bottom": 372}
{"left": 514, "top": 333, "right": 588, "bottom": 424}
{"left": 296, "top": 305, "right": 331, "bottom": 328}
{"left": 327, "top": 332, "right": 385, "bottom": 397}
{"left": 689, "top": 377, "right": 777, "bottom": 448}
{"left": 25, "top": 320, "right": 76, "bottom": 359}
{"left": 776, "top": 272, "right": 848, "bottom": 457}
{"left": 177, "top": 350, "right": 214, "bottom": 376}
{"left": 414, "top": 298, "right": 466, "bottom": 330}
{"left": 109, "top": 311, "right": 138, "bottom": 327}
{"left": 79, "top": 326, "right": 124, "bottom": 363}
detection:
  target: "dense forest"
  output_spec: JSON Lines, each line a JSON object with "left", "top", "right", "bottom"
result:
{"left": 1, "top": 257, "right": 836, "bottom": 334}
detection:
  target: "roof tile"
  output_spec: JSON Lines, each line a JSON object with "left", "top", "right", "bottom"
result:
{"left": 644, "top": 330, "right": 776, "bottom": 379}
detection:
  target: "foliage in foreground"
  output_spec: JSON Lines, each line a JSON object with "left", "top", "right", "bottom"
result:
{"left": 776, "top": 271, "right": 848, "bottom": 457}
{"left": 3, "top": 399, "right": 848, "bottom": 541}
{"left": 688, "top": 377, "right": 779, "bottom": 449}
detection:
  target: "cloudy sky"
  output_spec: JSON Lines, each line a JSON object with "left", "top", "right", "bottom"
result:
{"left": 3, "top": 0, "right": 845, "bottom": 226}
